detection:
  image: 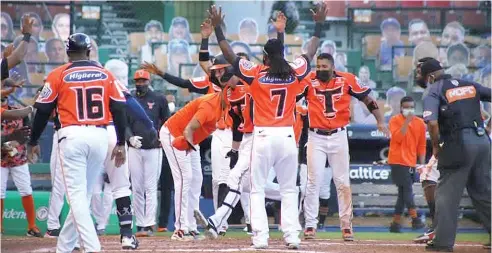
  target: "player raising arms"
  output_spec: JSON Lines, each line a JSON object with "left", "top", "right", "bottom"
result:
{"left": 208, "top": 3, "right": 326, "bottom": 249}
{"left": 301, "top": 53, "right": 388, "bottom": 241}
{"left": 27, "top": 33, "right": 128, "bottom": 253}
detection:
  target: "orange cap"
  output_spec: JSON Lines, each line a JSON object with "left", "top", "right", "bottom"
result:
{"left": 134, "top": 69, "right": 151, "bottom": 80}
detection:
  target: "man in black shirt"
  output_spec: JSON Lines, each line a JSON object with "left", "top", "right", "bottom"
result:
{"left": 128, "top": 69, "right": 170, "bottom": 237}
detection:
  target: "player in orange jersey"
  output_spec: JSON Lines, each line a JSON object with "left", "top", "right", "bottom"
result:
{"left": 300, "top": 53, "right": 388, "bottom": 241}
{"left": 27, "top": 33, "right": 128, "bottom": 253}
{"left": 208, "top": 3, "right": 326, "bottom": 249}
{"left": 158, "top": 56, "right": 241, "bottom": 241}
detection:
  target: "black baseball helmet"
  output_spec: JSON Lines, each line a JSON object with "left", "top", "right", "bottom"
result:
{"left": 66, "top": 33, "right": 92, "bottom": 53}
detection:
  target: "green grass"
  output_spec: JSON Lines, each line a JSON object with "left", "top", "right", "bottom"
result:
{"left": 155, "top": 231, "right": 489, "bottom": 243}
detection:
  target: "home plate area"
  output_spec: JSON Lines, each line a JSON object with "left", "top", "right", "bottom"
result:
{"left": 1, "top": 236, "right": 485, "bottom": 253}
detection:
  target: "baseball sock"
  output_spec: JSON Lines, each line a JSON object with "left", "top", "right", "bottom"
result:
{"left": 318, "top": 198, "right": 330, "bottom": 226}
{"left": 21, "top": 195, "right": 36, "bottom": 229}
{"left": 423, "top": 182, "right": 437, "bottom": 221}
{"left": 115, "top": 196, "right": 133, "bottom": 237}
{"left": 392, "top": 214, "right": 401, "bottom": 224}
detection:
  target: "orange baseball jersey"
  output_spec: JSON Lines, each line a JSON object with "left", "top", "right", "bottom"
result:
{"left": 0, "top": 107, "right": 5, "bottom": 115}
{"left": 294, "top": 104, "right": 308, "bottom": 145}
{"left": 304, "top": 71, "right": 371, "bottom": 129}
{"left": 189, "top": 75, "right": 222, "bottom": 94}
{"left": 35, "top": 61, "right": 126, "bottom": 127}
{"left": 233, "top": 56, "right": 310, "bottom": 127}
{"left": 165, "top": 92, "right": 224, "bottom": 145}
{"left": 229, "top": 85, "right": 254, "bottom": 133}
{"left": 218, "top": 84, "right": 247, "bottom": 130}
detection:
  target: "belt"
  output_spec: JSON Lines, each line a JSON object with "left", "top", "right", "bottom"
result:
{"left": 309, "top": 127, "right": 345, "bottom": 136}
{"left": 78, "top": 124, "right": 107, "bottom": 129}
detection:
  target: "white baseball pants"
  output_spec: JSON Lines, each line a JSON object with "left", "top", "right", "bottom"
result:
{"left": 1, "top": 164, "right": 33, "bottom": 198}
{"left": 250, "top": 126, "right": 300, "bottom": 246}
{"left": 47, "top": 131, "right": 65, "bottom": 230}
{"left": 105, "top": 125, "right": 131, "bottom": 200}
{"left": 160, "top": 126, "right": 202, "bottom": 233}
{"left": 211, "top": 129, "right": 232, "bottom": 210}
{"left": 128, "top": 147, "right": 162, "bottom": 227}
{"left": 304, "top": 129, "right": 352, "bottom": 230}
{"left": 91, "top": 173, "right": 113, "bottom": 231}
{"left": 55, "top": 125, "right": 108, "bottom": 253}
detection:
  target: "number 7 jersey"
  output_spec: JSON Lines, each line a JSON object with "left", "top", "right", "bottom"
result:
{"left": 303, "top": 71, "right": 371, "bottom": 129}
{"left": 233, "top": 56, "right": 310, "bottom": 127}
{"left": 35, "top": 61, "right": 126, "bottom": 128}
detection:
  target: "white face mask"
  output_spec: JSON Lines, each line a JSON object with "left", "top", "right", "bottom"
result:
{"left": 168, "top": 102, "right": 176, "bottom": 113}
{"left": 402, "top": 108, "right": 415, "bottom": 117}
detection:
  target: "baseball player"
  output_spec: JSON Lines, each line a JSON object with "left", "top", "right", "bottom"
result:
{"left": 0, "top": 96, "right": 41, "bottom": 237}
{"left": 129, "top": 69, "right": 169, "bottom": 237}
{"left": 90, "top": 59, "right": 130, "bottom": 236}
{"left": 27, "top": 33, "right": 128, "bottom": 253}
{"left": 300, "top": 53, "right": 388, "bottom": 241}
{"left": 208, "top": 3, "right": 326, "bottom": 248}
{"left": 156, "top": 56, "right": 239, "bottom": 241}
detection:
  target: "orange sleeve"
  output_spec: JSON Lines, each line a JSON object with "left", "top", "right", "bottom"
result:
{"left": 0, "top": 107, "right": 5, "bottom": 115}
{"left": 35, "top": 69, "right": 60, "bottom": 104}
{"left": 190, "top": 76, "right": 211, "bottom": 89}
{"left": 389, "top": 116, "right": 405, "bottom": 144}
{"left": 417, "top": 120, "right": 427, "bottom": 156}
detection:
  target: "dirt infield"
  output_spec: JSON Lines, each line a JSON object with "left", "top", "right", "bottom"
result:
{"left": 1, "top": 236, "right": 487, "bottom": 253}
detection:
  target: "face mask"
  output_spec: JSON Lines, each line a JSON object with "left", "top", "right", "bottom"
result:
{"left": 316, "top": 70, "right": 332, "bottom": 82}
{"left": 168, "top": 102, "right": 176, "bottom": 113}
{"left": 402, "top": 108, "right": 415, "bottom": 117}
{"left": 135, "top": 85, "right": 149, "bottom": 96}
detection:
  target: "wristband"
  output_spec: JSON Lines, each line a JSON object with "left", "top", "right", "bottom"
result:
{"left": 313, "top": 22, "right": 322, "bottom": 38}
{"left": 214, "top": 26, "right": 226, "bottom": 43}
{"left": 199, "top": 51, "right": 210, "bottom": 62}
{"left": 22, "top": 33, "right": 31, "bottom": 42}
{"left": 200, "top": 38, "right": 209, "bottom": 51}
{"left": 367, "top": 100, "right": 379, "bottom": 112}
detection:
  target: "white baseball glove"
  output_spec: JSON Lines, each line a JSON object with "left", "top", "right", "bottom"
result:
{"left": 129, "top": 136, "right": 143, "bottom": 149}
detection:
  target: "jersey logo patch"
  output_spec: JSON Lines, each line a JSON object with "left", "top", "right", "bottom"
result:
{"left": 64, "top": 70, "right": 108, "bottom": 83}
{"left": 192, "top": 76, "right": 207, "bottom": 82}
{"left": 240, "top": 59, "right": 256, "bottom": 70}
{"left": 445, "top": 86, "right": 476, "bottom": 103}
{"left": 258, "top": 75, "right": 295, "bottom": 85}
{"left": 37, "top": 82, "right": 52, "bottom": 101}
{"left": 423, "top": 110, "right": 432, "bottom": 118}
{"left": 147, "top": 102, "right": 155, "bottom": 109}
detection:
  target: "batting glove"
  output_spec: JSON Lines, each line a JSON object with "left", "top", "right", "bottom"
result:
{"left": 172, "top": 136, "right": 196, "bottom": 151}
{"left": 129, "top": 136, "right": 143, "bottom": 149}
{"left": 225, "top": 149, "right": 239, "bottom": 169}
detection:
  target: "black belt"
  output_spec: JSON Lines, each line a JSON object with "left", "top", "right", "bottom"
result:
{"left": 79, "top": 125, "right": 107, "bottom": 129}
{"left": 309, "top": 127, "right": 345, "bottom": 136}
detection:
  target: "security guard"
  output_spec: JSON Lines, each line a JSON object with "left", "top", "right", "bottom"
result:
{"left": 420, "top": 58, "right": 491, "bottom": 252}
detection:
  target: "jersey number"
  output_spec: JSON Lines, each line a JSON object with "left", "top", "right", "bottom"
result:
{"left": 72, "top": 87, "right": 104, "bottom": 121}
{"left": 315, "top": 87, "right": 343, "bottom": 119}
{"left": 270, "top": 88, "right": 287, "bottom": 118}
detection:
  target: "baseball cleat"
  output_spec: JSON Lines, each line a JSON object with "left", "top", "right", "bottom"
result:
{"left": 251, "top": 243, "right": 268, "bottom": 249}
{"left": 136, "top": 226, "right": 153, "bottom": 237}
{"left": 389, "top": 222, "right": 402, "bottom": 233}
{"left": 44, "top": 228, "right": 60, "bottom": 238}
{"left": 245, "top": 223, "right": 253, "bottom": 235}
{"left": 342, "top": 229, "right": 354, "bottom": 241}
{"left": 190, "top": 230, "right": 205, "bottom": 241}
{"left": 303, "top": 227, "right": 316, "bottom": 239}
{"left": 157, "top": 227, "right": 168, "bottom": 232}
{"left": 483, "top": 242, "right": 491, "bottom": 249}
{"left": 193, "top": 209, "right": 209, "bottom": 228}
{"left": 287, "top": 242, "right": 300, "bottom": 249}
{"left": 204, "top": 219, "right": 219, "bottom": 240}
{"left": 96, "top": 229, "right": 105, "bottom": 236}
{"left": 171, "top": 230, "right": 194, "bottom": 241}
{"left": 413, "top": 228, "right": 435, "bottom": 243}
{"left": 121, "top": 235, "right": 139, "bottom": 249}
{"left": 27, "top": 227, "right": 43, "bottom": 238}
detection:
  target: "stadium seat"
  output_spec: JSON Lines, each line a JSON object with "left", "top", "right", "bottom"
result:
{"left": 191, "top": 33, "right": 201, "bottom": 42}
{"left": 347, "top": 0, "right": 372, "bottom": 8}
{"left": 464, "top": 35, "right": 483, "bottom": 46}
{"left": 285, "top": 34, "right": 303, "bottom": 45}
{"left": 41, "top": 30, "right": 55, "bottom": 40}
{"left": 401, "top": 1, "right": 424, "bottom": 7}
{"left": 374, "top": 1, "right": 399, "bottom": 8}
{"left": 129, "top": 32, "right": 146, "bottom": 55}
{"left": 393, "top": 56, "right": 413, "bottom": 81}
{"left": 400, "top": 35, "right": 409, "bottom": 45}
{"left": 37, "top": 52, "right": 48, "bottom": 63}
{"left": 325, "top": 0, "right": 347, "bottom": 18}
{"left": 452, "top": 1, "right": 479, "bottom": 8}
{"left": 227, "top": 34, "right": 240, "bottom": 42}
{"left": 426, "top": 1, "right": 451, "bottom": 7}
{"left": 257, "top": 34, "right": 269, "bottom": 44}
{"left": 191, "top": 53, "right": 198, "bottom": 63}
{"left": 362, "top": 35, "right": 381, "bottom": 58}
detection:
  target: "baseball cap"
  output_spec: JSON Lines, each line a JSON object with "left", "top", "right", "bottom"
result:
{"left": 380, "top": 17, "right": 401, "bottom": 31}
{"left": 209, "top": 54, "right": 231, "bottom": 70}
{"left": 420, "top": 58, "right": 443, "bottom": 77}
{"left": 134, "top": 69, "right": 150, "bottom": 80}
{"left": 263, "top": 38, "right": 284, "bottom": 56}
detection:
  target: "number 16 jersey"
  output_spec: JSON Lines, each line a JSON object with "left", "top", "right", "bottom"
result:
{"left": 303, "top": 71, "right": 371, "bottom": 129}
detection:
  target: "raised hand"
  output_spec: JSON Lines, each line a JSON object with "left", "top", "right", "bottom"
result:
{"left": 200, "top": 18, "right": 213, "bottom": 39}
{"left": 140, "top": 61, "right": 164, "bottom": 76}
{"left": 208, "top": 5, "right": 225, "bottom": 27}
{"left": 271, "top": 11, "right": 287, "bottom": 33}
{"left": 311, "top": 1, "right": 328, "bottom": 23}
{"left": 21, "top": 14, "right": 34, "bottom": 35}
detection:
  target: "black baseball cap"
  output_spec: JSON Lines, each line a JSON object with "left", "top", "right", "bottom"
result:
{"left": 210, "top": 54, "right": 231, "bottom": 70}
{"left": 263, "top": 38, "right": 284, "bottom": 56}
{"left": 420, "top": 58, "right": 443, "bottom": 77}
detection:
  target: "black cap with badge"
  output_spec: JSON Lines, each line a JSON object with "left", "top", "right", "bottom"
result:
{"left": 420, "top": 58, "right": 443, "bottom": 78}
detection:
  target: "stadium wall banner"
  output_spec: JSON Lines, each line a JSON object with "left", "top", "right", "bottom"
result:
{"left": 2, "top": 191, "right": 69, "bottom": 235}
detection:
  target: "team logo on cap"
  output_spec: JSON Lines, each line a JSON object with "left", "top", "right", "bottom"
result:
{"left": 148, "top": 102, "right": 155, "bottom": 109}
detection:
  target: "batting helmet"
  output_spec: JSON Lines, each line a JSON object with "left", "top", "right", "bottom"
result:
{"left": 66, "top": 33, "right": 92, "bottom": 53}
